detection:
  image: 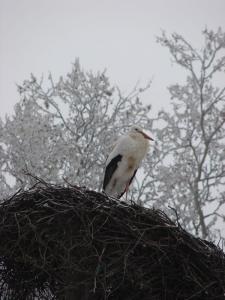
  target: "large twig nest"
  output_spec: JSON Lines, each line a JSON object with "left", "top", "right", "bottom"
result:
{"left": 0, "top": 180, "right": 224, "bottom": 300}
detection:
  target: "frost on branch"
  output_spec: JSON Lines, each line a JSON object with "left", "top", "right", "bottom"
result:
{"left": 149, "top": 28, "right": 225, "bottom": 240}
{"left": 0, "top": 180, "right": 224, "bottom": 300}
{"left": 0, "top": 59, "right": 152, "bottom": 194}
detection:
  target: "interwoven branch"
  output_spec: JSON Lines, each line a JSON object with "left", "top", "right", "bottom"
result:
{"left": 0, "top": 180, "right": 224, "bottom": 299}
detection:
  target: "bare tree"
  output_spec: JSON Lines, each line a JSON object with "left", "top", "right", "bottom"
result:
{"left": 143, "top": 28, "right": 225, "bottom": 239}
{"left": 0, "top": 59, "right": 152, "bottom": 194}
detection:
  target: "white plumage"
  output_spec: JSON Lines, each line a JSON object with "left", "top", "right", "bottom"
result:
{"left": 103, "top": 126, "right": 153, "bottom": 199}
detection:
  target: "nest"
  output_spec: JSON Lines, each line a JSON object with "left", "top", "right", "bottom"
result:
{"left": 0, "top": 180, "right": 225, "bottom": 300}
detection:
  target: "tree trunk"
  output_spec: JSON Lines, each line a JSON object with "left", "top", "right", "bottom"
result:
{"left": 193, "top": 183, "right": 208, "bottom": 238}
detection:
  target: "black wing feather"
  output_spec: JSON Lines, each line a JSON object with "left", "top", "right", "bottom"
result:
{"left": 103, "top": 154, "right": 122, "bottom": 190}
{"left": 118, "top": 169, "right": 138, "bottom": 198}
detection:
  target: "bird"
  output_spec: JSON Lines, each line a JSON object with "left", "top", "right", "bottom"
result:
{"left": 103, "top": 126, "right": 154, "bottom": 199}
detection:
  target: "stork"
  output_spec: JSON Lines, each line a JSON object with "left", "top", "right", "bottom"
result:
{"left": 103, "top": 126, "right": 153, "bottom": 199}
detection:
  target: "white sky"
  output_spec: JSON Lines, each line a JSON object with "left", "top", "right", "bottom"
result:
{"left": 0, "top": 0, "right": 225, "bottom": 118}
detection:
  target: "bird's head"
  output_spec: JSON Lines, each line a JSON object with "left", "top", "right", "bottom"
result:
{"left": 129, "top": 126, "right": 154, "bottom": 141}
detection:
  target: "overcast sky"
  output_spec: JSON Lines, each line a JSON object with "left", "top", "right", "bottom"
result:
{"left": 0, "top": 0, "right": 225, "bottom": 118}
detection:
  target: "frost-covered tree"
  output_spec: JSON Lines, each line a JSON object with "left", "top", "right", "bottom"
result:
{"left": 144, "top": 28, "right": 225, "bottom": 239}
{"left": 0, "top": 120, "right": 12, "bottom": 198}
{"left": 0, "top": 60, "right": 152, "bottom": 195}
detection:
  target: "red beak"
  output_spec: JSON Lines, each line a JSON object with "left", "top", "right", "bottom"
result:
{"left": 141, "top": 131, "right": 154, "bottom": 141}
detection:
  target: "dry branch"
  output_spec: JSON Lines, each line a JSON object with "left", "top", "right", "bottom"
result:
{"left": 0, "top": 180, "right": 224, "bottom": 299}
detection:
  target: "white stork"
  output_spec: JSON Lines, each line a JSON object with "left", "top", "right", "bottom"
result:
{"left": 103, "top": 126, "right": 154, "bottom": 199}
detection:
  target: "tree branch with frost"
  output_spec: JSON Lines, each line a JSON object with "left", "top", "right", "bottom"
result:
{"left": 0, "top": 59, "right": 154, "bottom": 195}
{"left": 149, "top": 28, "right": 225, "bottom": 239}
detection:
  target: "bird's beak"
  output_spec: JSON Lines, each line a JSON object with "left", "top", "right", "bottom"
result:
{"left": 141, "top": 131, "right": 154, "bottom": 141}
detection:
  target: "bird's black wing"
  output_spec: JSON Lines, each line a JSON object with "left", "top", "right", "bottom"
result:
{"left": 118, "top": 169, "right": 138, "bottom": 198}
{"left": 103, "top": 154, "right": 122, "bottom": 190}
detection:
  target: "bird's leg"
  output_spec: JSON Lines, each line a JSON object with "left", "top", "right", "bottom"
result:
{"left": 125, "top": 182, "right": 130, "bottom": 201}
